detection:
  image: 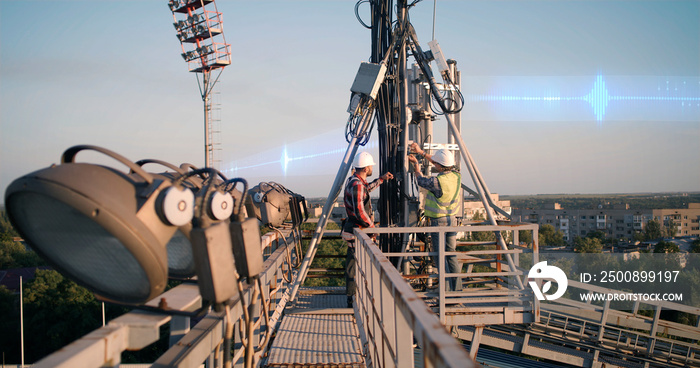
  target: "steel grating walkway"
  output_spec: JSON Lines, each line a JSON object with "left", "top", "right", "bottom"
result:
{"left": 264, "top": 287, "right": 366, "bottom": 368}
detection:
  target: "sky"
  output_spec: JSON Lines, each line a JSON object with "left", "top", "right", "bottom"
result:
{"left": 1, "top": 0, "right": 698, "bottom": 202}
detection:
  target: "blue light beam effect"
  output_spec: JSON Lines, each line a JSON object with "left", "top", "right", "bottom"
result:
{"left": 224, "top": 146, "right": 346, "bottom": 177}
{"left": 463, "top": 75, "right": 700, "bottom": 123}
{"left": 222, "top": 129, "right": 378, "bottom": 179}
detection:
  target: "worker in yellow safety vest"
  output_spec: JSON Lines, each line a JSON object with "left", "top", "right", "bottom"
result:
{"left": 408, "top": 142, "right": 462, "bottom": 291}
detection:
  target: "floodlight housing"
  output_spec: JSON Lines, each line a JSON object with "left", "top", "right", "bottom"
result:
{"left": 143, "top": 162, "right": 244, "bottom": 280}
{"left": 246, "top": 182, "right": 308, "bottom": 229}
{"left": 136, "top": 159, "right": 202, "bottom": 279}
{"left": 4, "top": 146, "right": 194, "bottom": 304}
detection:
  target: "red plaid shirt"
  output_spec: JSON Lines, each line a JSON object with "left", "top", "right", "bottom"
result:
{"left": 343, "top": 173, "right": 383, "bottom": 229}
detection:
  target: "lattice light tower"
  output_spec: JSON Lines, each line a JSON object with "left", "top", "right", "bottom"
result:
{"left": 169, "top": 0, "right": 231, "bottom": 168}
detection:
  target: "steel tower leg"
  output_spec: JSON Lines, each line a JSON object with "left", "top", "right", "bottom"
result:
{"left": 443, "top": 108, "right": 524, "bottom": 290}
{"left": 288, "top": 111, "right": 375, "bottom": 303}
{"left": 397, "top": 1, "right": 412, "bottom": 270}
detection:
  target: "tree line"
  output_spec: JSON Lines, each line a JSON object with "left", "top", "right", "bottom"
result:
{"left": 0, "top": 210, "right": 169, "bottom": 364}
{"left": 506, "top": 193, "right": 700, "bottom": 210}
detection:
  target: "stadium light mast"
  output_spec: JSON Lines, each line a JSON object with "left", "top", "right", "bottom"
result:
{"left": 169, "top": 0, "right": 231, "bottom": 168}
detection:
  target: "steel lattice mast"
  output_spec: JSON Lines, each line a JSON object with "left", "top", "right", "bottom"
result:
{"left": 169, "top": 0, "right": 231, "bottom": 168}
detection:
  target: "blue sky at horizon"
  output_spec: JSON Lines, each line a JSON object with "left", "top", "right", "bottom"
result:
{"left": 1, "top": 0, "right": 698, "bottom": 201}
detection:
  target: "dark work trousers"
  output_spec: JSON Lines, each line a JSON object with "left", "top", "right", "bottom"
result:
{"left": 345, "top": 243, "right": 356, "bottom": 297}
{"left": 430, "top": 215, "right": 461, "bottom": 291}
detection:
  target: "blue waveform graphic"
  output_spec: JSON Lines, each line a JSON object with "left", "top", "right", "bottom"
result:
{"left": 221, "top": 75, "right": 699, "bottom": 182}
{"left": 464, "top": 75, "right": 700, "bottom": 122}
{"left": 584, "top": 75, "right": 609, "bottom": 121}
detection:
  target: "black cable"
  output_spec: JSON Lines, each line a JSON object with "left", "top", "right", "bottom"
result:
{"left": 344, "top": 101, "right": 376, "bottom": 146}
{"left": 355, "top": 0, "right": 371, "bottom": 29}
{"left": 219, "top": 178, "right": 248, "bottom": 217}
{"left": 172, "top": 167, "right": 220, "bottom": 220}
{"left": 439, "top": 72, "right": 464, "bottom": 114}
{"left": 406, "top": 22, "right": 464, "bottom": 116}
{"left": 271, "top": 227, "right": 294, "bottom": 283}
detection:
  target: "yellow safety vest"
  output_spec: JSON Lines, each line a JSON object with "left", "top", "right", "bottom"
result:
{"left": 424, "top": 171, "right": 461, "bottom": 218}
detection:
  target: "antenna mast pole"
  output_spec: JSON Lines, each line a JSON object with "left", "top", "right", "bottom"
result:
{"left": 203, "top": 70, "right": 212, "bottom": 167}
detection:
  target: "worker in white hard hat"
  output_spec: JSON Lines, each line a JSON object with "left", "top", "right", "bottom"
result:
{"left": 341, "top": 151, "right": 393, "bottom": 307}
{"left": 408, "top": 142, "right": 462, "bottom": 291}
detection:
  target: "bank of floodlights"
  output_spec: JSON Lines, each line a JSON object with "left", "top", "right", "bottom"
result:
{"left": 4, "top": 145, "right": 260, "bottom": 309}
{"left": 169, "top": 0, "right": 231, "bottom": 73}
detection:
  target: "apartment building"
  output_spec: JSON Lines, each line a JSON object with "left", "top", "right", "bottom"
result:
{"left": 512, "top": 203, "right": 700, "bottom": 243}
{"left": 463, "top": 193, "right": 512, "bottom": 221}
{"left": 654, "top": 203, "right": 700, "bottom": 237}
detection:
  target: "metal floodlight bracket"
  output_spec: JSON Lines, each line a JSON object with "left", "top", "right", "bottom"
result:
{"left": 350, "top": 62, "right": 387, "bottom": 100}
{"left": 230, "top": 217, "right": 264, "bottom": 279}
{"left": 189, "top": 221, "right": 239, "bottom": 310}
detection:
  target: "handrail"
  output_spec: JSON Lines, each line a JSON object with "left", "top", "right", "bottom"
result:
{"left": 353, "top": 228, "right": 478, "bottom": 368}
{"left": 26, "top": 220, "right": 540, "bottom": 368}
{"left": 357, "top": 223, "right": 539, "bottom": 325}
{"left": 30, "top": 230, "right": 296, "bottom": 368}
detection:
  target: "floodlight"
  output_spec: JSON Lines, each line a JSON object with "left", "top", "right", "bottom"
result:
{"left": 188, "top": 13, "right": 201, "bottom": 24}
{"left": 177, "top": 168, "right": 239, "bottom": 307}
{"left": 208, "top": 191, "right": 234, "bottom": 220}
{"left": 247, "top": 183, "right": 288, "bottom": 227}
{"left": 138, "top": 161, "right": 242, "bottom": 281}
{"left": 196, "top": 45, "right": 211, "bottom": 56}
{"left": 135, "top": 159, "right": 202, "bottom": 279}
{"left": 246, "top": 182, "right": 308, "bottom": 229}
{"left": 4, "top": 146, "right": 194, "bottom": 304}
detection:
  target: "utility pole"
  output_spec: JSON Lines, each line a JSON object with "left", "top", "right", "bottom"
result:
{"left": 20, "top": 276, "right": 24, "bottom": 368}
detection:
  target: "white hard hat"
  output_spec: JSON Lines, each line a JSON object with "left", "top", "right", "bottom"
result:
{"left": 432, "top": 149, "right": 455, "bottom": 167}
{"left": 353, "top": 151, "right": 376, "bottom": 168}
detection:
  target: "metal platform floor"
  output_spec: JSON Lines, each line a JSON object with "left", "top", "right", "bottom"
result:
{"left": 264, "top": 287, "right": 366, "bottom": 368}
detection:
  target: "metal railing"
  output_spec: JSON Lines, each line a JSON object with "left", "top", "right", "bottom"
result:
{"left": 27, "top": 220, "right": 514, "bottom": 368}
{"left": 352, "top": 228, "right": 478, "bottom": 368}
{"left": 30, "top": 230, "right": 297, "bottom": 368}
{"left": 358, "top": 222, "right": 540, "bottom": 326}
{"left": 538, "top": 279, "right": 700, "bottom": 366}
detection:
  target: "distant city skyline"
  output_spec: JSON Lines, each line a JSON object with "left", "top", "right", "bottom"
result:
{"left": 1, "top": 0, "right": 698, "bottom": 201}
